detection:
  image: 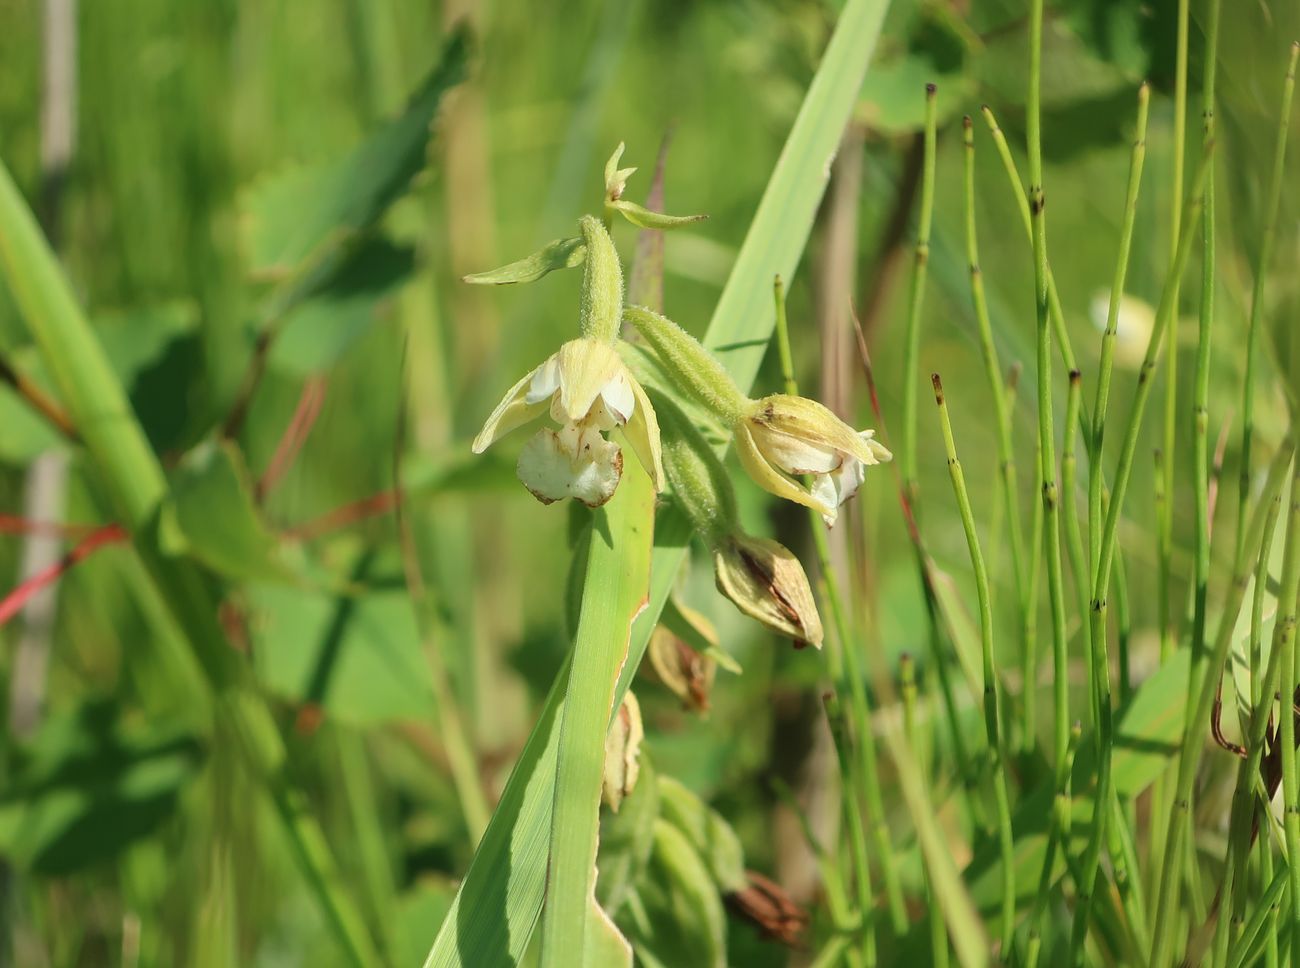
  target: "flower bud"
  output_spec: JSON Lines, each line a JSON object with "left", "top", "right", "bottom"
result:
{"left": 713, "top": 534, "right": 823, "bottom": 648}
{"left": 603, "top": 690, "right": 644, "bottom": 812}
{"left": 603, "top": 142, "right": 707, "bottom": 229}
{"left": 651, "top": 387, "right": 737, "bottom": 542}
{"left": 623, "top": 306, "right": 748, "bottom": 424}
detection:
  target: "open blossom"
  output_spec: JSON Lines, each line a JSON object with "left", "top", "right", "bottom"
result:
{"left": 472, "top": 337, "right": 663, "bottom": 508}
{"left": 734, "top": 395, "right": 891, "bottom": 527}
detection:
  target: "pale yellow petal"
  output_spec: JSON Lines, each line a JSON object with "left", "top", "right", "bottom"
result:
{"left": 554, "top": 339, "right": 625, "bottom": 424}
{"left": 622, "top": 376, "right": 664, "bottom": 491}
{"left": 733, "top": 423, "right": 832, "bottom": 517}
{"left": 472, "top": 365, "right": 548, "bottom": 453}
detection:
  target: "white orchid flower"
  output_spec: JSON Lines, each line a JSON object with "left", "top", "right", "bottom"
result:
{"left": 734, "top": 395, "right": 891, "bottom": 527}
{"left": 472, "top": 338, "right": 663, "bottom": 508}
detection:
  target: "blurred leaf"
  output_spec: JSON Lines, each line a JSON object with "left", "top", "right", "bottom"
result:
{"left": 241, "top": 27, "right": 469, "bottom": 279}
{"left": 626, "top": 819, "right": 728, "bottom": 968}
{"left": 1059, "top": 0, "right": 1150, "bottom": 78}
{"left": 656, "top": 775, "right": 746, "bottom": 892}
{"left": 462, "top": 237, "right": 586, "bottom": 285}
{"left": 857, "top": 14, "right": 973, "bottom": 134}
{"left": 269, "top": 237, "right": 415, "bottom": 375}
{"left": 248, "top": 581, "right": 435, "bottom": 725}
{"left": 161, "top": 440, "right": 287, "bottom": 582}
{"left": 928, "top": 562, "right": 983, "bottom": 701}
{"left": 0, "top": 703, "right": 203, "bottom": 875}
{"left": 96, "top": 302, "right": 201, "bottom": 387}
{"left": 598, "top": 757, "right": 661, "bottom": 916}
{"left": 395, "top": 880, "right": 458, "bottom": 968}
{"left": 0, "top": 304, "right": 198, "bottom": 463}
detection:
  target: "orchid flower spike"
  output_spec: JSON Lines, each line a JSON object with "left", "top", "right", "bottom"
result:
{"left": 471, "top": 216, "right": 663, "bottom": 507}
{"left": 734, "top": 395, "right": 891, "bottom": 527}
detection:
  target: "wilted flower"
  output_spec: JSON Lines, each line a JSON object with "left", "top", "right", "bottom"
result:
{"left": 602, "top": 690, "right": 644, "bottom": 812}
{"left": 472, "top": 338, "right": 663, "bottom": 507}
{"left": 713, "top": 534, "right": 823, "bottom": 648}
{"left": 734, "top": 395, "right": 891, "bottom": 527}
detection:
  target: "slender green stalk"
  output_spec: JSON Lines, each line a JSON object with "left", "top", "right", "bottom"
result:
{"left": 1149, "top": 443, "right": 1295, "bottom": 967}
{"left": 1225, "top": 865, "right": 1288, "bottom": 968}
{"left": 1237, "top": 43, "right": 1299, "bottom": 570}
{"left": 977, "top": 106, "right": 1083, "bottom": 424}
{"left": 902, "top": 654, "right": 949, "bottom": 968}
{"left": 932, "top": 373, "right": 1016, "bottom": 958}
{"left": 774, "top": 277, "right": 906, "bottom": 940}
{"left": 1062, "top": 373, "right": 1089, "bottom": 674}
{"left": 1091, "top": 82, "right": 1151, "bottom": 575}
{"left": 1025, "top": 4, "right": 1074, "bottom": 859}
{"left": 1217, "top": 454, "right": 1287, "bottom": 962}
{"left": 1280, "top": 502, "right": 1300, "bottom": 964}
{"left": 1023, "top": 443, "right": 1045, "bottom": 756}
{"left": 1026, "top": 721, "right": 1081, "bottom": 968}
{"left": 824, "top": 691, "right": 879, "bottom": 967}
{"left": 899, "top": 83, "right": 937, "bottom": 504}
{"left": 961, "top": 115, "right": 1029, "bottom": 730}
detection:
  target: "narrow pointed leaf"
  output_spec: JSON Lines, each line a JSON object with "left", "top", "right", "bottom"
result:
{"left": 463, "top": 237, "right": 587, "bottom": 285}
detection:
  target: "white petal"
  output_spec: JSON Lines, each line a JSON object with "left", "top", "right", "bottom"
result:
{"left": 516, "top": 426, "right": 623, "bottom": 508}
{"left": 525, "top": 353, "right": 563, "bottom": 404}
{"left": 810, "top": 473, "right": 840, "bottom": 527}
{"left": 750, "top": 424, "right": 840, "bottom": 474}
{"left": 599, "top": 369, "right": 636, "bottom": 424}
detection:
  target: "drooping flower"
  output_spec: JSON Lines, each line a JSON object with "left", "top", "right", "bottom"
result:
{"left": 734, "top": 395, "right": 891, "bottom": 527}
{"left": 472, "top": 337, "right": 663, "bottom": 507}
{"left": 713, "top": 534, "right": 824, "bottom": 648}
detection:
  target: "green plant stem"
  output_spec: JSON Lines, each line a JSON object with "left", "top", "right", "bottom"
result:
{"left": 1026, "top": 721, "right": 1080, "bottom": 968}
{"left": 1148, "top": 443, "right": 1295, "bottom": 967}
{"left": 0, "top": 155, "right": 382, "bottom": 968}
{"left": 1025, "top": 0, "right": 1073, "bottom": 849}
{"left": 1090, "top": 82, "right": 1150, "bottom": 575}
{"left": 902, "top": 654, "right": 949, "bottom": 968}
{"left": 932, "top": 373, "right": 1016, "bottom": 958}
{"left": 824, "top": 691, "right": 879, "bottom": 968}
{"left": 1237, "top": 42, "right": 1299, "bottom": 570}
{"left": 977, "top": 106, "right": 1084, "bottom": 433}
{"left": 899, "top": 84, "right": 937, "bottom": 505}
{"left": 774, "top": 277, "right": 906, "bottom": 940}
{"left": 961, "top": 115, "right": 1029, "bottom": 732}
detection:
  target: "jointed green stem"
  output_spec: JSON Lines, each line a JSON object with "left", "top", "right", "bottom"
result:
{"left": 774, "top": 277, "right": 907, "bottom": 943}
{"left": 932, "top": 373, "right": 1017, "bottom": 958}
{"left": 902, "top": 654, "right": 950, "bottom": 968}
{"left": 899, "top": 84, "right": 938, "bottom": 504}
{"left": 1148, "top": 443, "right": 1294, "bottom": 967}
{"left": 1026, "top": 721, "right": 1080, "bottom": 968}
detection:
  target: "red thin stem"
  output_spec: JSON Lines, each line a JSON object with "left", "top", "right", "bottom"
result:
{"left": 0, "top": 524, "right": 127, "bottom": 627}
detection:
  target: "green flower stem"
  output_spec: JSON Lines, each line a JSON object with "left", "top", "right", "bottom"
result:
{"left": 1026, "top": 0, "right": 1073, "bottom": 820}
{"left": 824, "top": 692, "right": 880, "bottom": 968}
{"left": 1062, "top": 372, "right": 1090, "bottom": 683}
{"left": 773, "top": 277, "right": 907, "bottom": 940}
{"left": 649, "top": 389, "right": 738, "bottom": 544}
{"left": 577, "top": 215, "right": 624, "bottom": 343}
{"left": 899, "top": 84, "right": 937, "bottom": 504}
{"left": 1148, "top": 443, "right": 1294, "bottom": 968}
{"left": 1236, "top": 43, "right": 1298, "bottom": 571}
{"left": 961, "top": 116, "right": 1029, "bottom": 733}
{"left": 623, "top": 305, "right": 748, "bottom": 424}
{"left": 932, "top": 373, "right": 1016, "bottom": 957}
{"left": 0, "top": 156, "right": 382, "bottom": 968}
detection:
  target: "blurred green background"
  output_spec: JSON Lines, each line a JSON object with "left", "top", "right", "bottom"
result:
{"left": 1, "top": 0, "right": 1298, "bottom": 964}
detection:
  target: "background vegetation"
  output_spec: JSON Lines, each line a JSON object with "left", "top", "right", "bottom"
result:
{"left": 1, "top": 0, "right": 1299, "bottom": 964}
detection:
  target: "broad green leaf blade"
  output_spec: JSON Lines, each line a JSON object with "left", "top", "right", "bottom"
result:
{"left": 540, "top": 461, "right": 655, "bottom": 967}
{"left": 424, "top": 2, "right": 891, "bottom": 962}
{"left": 242, "top": 28, "right": 469, "bottom": 279}
{"left": 161, "top": 440, "right": 288, "bottom": 582}
{"left": 462, "top": 237, "right": 586, "bottom": 285}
